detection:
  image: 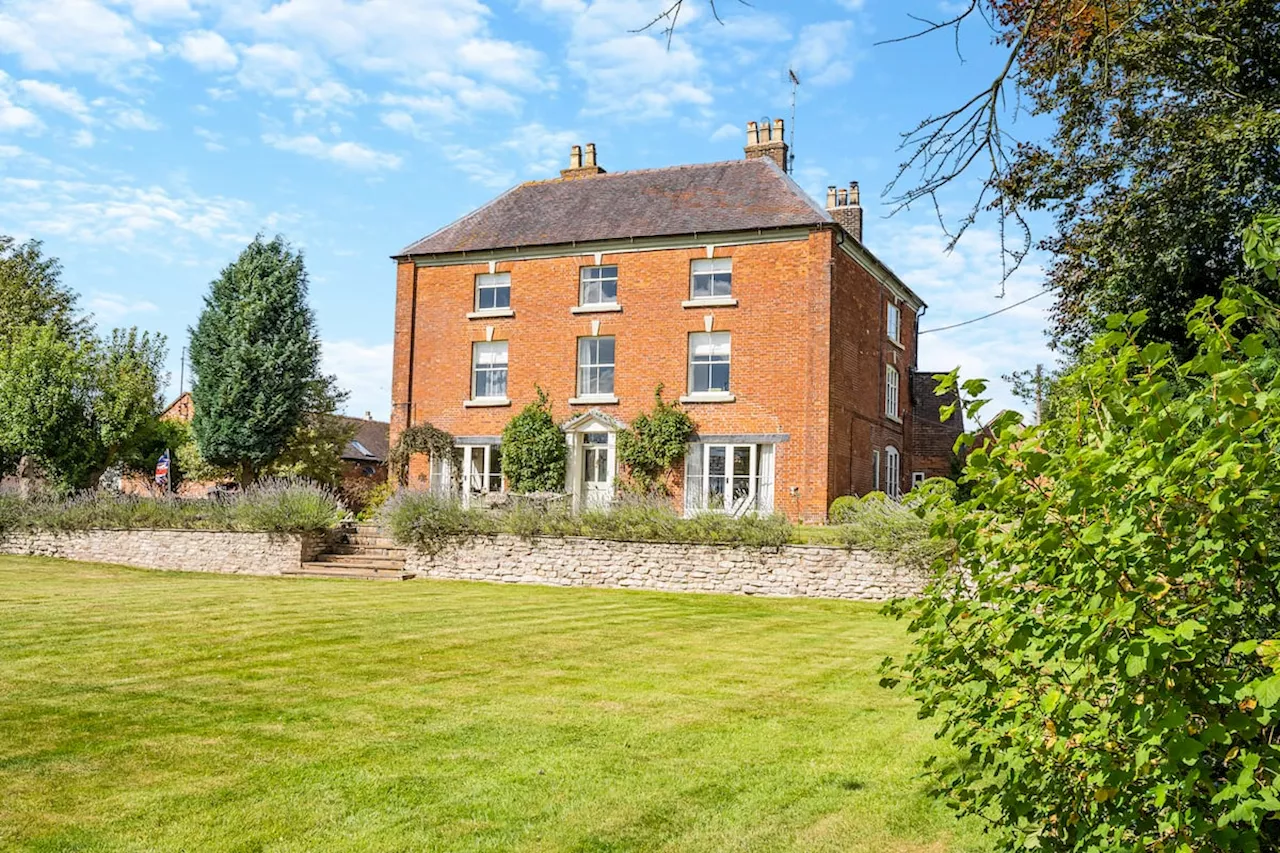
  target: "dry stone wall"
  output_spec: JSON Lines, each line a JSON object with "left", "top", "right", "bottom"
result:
{"left": 407, "top": 535, "right": 927, "bottom": 601}
{"left": 0, "top": 529, "right": 323, "bottom": 576}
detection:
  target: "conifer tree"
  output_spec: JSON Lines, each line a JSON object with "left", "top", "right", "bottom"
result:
{"left": 188, "top": 235, "right": 323, "bottom": 487}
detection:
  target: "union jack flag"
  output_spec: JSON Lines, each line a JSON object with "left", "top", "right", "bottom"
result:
{"left": 155, "top": 450, "right": 170, "bottom": 487}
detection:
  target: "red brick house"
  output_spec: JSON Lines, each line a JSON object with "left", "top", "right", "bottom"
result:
{"left": 391, "top": 119, "right": 951, "bottom": 521}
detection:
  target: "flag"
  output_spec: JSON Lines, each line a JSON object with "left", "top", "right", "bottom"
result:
{"left": 155, "top": 450, "right": 170, "bottom": 488}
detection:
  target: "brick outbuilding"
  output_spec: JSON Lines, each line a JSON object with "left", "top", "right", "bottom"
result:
{"left": 391, "top": 121, "right": 948, "bottom": 522}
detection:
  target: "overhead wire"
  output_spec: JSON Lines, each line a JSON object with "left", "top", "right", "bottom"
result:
{"left": 918, "top": 287, "right": 1052, "bottom": 335}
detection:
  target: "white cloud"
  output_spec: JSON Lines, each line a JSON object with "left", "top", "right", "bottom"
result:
{"left": 16, "top": 79, "right": 91, "bottom": 121}
{"left": 237, "top": 42, "right": 320, "bottom": 96}
{"left": 878, "top": 223, "right": 1056, "bottom": 419}
{"left": 194, "top": 126, "right": 225, "bottom": 151}
{"left": 0, "top": 177, "right": 259, "bottom": 248}
{"left": 791, "top": 21, "right": 857, "bottom": 87}
{"left": 321, "top": 339, "right": 393, "bottom": 421}
{"left": 262, "top": 132, "right": 402, "bottom": 171}
{"left": 88, "top": 291, "right": 159, "bottom": 322}
{"left": 557, "top": 0, "right": 713, "bottom": 119}
{"left": 175, "top": 30, "right": 239, "bottom": 72}
{"left": 125, "top": 0, "right": 197, "bottom": 23}
{"left": 0, "top": 0, "right": 162, "bottom": 75}
{"left": 105, "top": 104, "right": 162, "bottom": 131}
{"left": 709, "top": 122, "right": 739, "bottom": 142}
{"left": 71, "top": 128, "right": 95, "bottom": 147}
{"left": 443, "top": 144, "right": 514, "bottom": 188}
{"left": 442, "top": 121, "right": 580, "bottom": 187}
{"left": 0, "top": 98, "right": 41, "bottom": 133}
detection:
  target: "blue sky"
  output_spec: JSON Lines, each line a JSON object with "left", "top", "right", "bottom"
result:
{"left": 0, "top": 0, "right": 1055, "bottom": 422}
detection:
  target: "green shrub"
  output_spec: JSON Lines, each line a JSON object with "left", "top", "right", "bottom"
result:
{"left": 500, "top": 388, "right": 567, "bottom": 493}
{"left": 832, "top": 494, "right": 945, "bottom": 568}
{"left": 355, "top": 480, "right": 396, "bottom": 521}
{"left": 883, "top": 222, "right": 1280, "bottom": 850}
{"left": 827, "top": 495, "right": 859, "bottom": 524}
{"left": 388, "top": 422, "right": 454, "bottom": 487}
{"left": 382, "top": 491, "right": 792, "bottom": 550}
{"left": 231, "top": 477, "right": 343, "bottom": 533}
{"left": 381, "top": 489, "right": 494, "bottom": 555}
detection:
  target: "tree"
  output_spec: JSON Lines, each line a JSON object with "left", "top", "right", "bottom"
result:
{"left": 885, "top": 215, "right": 1280, "bottom": 850}
{"left": 91, "top": 328, "right": 168, "bottom": 483}
{"left": 0, "top": 235, "right": 87, "bottom": 341}
{"left": 882, "top": 0, "right": 1280, "bottom": 356}
{"left": 188, "top": 235, "right": 324, "bottom": 487}
{"left": 500, "top": 387, "right": 567, "bottom": 493}
{"left": 264, "top": 377, "right": 356, "bottom": 487}
{"left": 0, "top": 325, "right": 99, "bottom": 489}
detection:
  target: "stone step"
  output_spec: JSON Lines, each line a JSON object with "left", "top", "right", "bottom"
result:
{"left": 338, "top": 534, "right": 399, "bottom": 548}
{"left": 288, "top": 564, "right": 414, "bottom": 581}
{"left": 313, "top": 553, "right": 406, "bottom": 569}
{"left": 327, "top": 544, "right": 406, "bottom": 558}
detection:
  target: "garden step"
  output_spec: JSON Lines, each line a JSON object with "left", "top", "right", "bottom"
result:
{"left": 338, "top": 534, "right": 399, "bottom": 548}
{"left": 313, "top": 553, "right": 406, "bottom": 569}
{"left": 327, "top": 544, "right": 406, "bottom": 558}
{"left": 288, "top": 564, "right": 414, "bottom": 581}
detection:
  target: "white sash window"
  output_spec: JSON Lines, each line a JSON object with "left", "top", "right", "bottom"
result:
{"left": 684, "top": 442, "right": 775, "bottom": 516}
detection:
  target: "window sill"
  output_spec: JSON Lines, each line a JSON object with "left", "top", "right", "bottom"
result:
{"left": 569, "top": 394, "right": 619, "bottom": 405}
{"left": 570, "top": 303, "right": 622, "bottom": 314}
{"left": 463, "top": 398, "right": 512, "bottom": 408}
{"left": 886, "top": 413, "right": 902, "bottom": 424}
{"left": 679, "top": 392, "right": 736, "bottom": 404}
{"left": 682, "top": 297, "right": 738, "bottom": 309}
{"left": 467, "top": 308, "right": 514, "bottom": 320}
{"left": 888, "top": 337, "right": 905, "bottom": 351}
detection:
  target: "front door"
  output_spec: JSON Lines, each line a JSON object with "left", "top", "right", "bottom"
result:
{"left": 581, "top": 431, "right": 613, "bottom": 508}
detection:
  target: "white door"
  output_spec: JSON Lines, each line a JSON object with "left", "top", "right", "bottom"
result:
{"left": 581, "top": 432, "right": 613, "bottom": 508}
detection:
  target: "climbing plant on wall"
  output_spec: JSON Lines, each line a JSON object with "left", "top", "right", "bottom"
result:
{"left": 388, "top": 422, "right": 455, "bottom": 487}
{"left": 616, "top": 386, "right": 695, "bottom": 495}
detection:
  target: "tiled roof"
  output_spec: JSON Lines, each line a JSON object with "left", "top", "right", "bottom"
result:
{"left": 397, "top": 158, "right": 832, "bottom": 257}
{"left": 911, "top": 371, "right": 963, "bottom": 429}
{"left": 339, "top": 417, "right": 390, "bottom": 463}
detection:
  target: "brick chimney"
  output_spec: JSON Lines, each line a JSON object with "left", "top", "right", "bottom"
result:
{"left": 744, "top": 118, "right": 788, "bottom": 172}
{"left": 826, "top": 181, "right": 863, "bottom": 243}
{"left": 560, "top": 142, "right": 606, "bottom": 179}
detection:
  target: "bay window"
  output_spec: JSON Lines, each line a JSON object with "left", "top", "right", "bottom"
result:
{"left": 683, "top": 442, "right": 775, "bottom": 515}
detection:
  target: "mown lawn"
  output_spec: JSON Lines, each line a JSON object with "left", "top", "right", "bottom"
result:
{"left": 0, "top": 556, "right": 984, "bottom": 853}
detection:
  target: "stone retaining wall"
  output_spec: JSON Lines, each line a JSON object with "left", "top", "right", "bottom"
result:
{"left": 0, "top": 529, "right": 324, "bottom": 576}
{"left": 407, "top": 535, "right": 927, "bottom": 601}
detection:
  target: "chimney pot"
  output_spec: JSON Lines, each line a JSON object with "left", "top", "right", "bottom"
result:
{"left": 569, "top": 145, "right": 582, "bottom": 169}
{"left": 585, "top": 143, "right": 597, "bottom": 167}
{"left": 828, "top": 178, "right": 864, "bottom": 243}
{"left": 849, "top": 181, "right": 860, "bottom": 206}
{"left": 365, "top": 411, "right": 372, "bottom": 421}
{"left": 743, "top": 116, "right": 790, "bottom": 172}
{"left": 826, "top": 186, "right": 837, "bottom": 208}
{"left": 837, "top": 188, "right": 848, "bottom": 206}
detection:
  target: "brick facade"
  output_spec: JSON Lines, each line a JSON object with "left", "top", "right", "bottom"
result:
{"left": 392, "top": 128, "right": 936, "bottom": 522}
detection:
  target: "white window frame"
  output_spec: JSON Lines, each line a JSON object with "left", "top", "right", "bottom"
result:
{"left": 688, "top": 331, "right": 731, "bottom": 395}
{"left": 429, "top": 451, "right": 455, "bottom": 495}
{"left": 690, "top": 258, "right": 733, "bottom": 300}
{"left": 475, "top": 272, "right": 511, "bottom": 312}
{"left": 461, "top": 444, "right": 503, "bottom": 505}
{"left": 471, "top": 341, "right": 509, "bottom": 400}
{"left": 912, "top": 471, "right": 926, "bottom": 488}
{"left": 576, "top": 336, "right": 616, "bottom": 397}
{"left": 684, "top": 442, "right": 774, "bottom": 516}
{"left": 872, "top": 449, "right": 881, "bottom": 493}
{"left": 887, "top": 301, "right": 902, "bottom": 344}
{"left": 885, "top": 446, "right": 901, "bottom": 499}
{"left": 885, "top": 365, "right": 900, "bottom": 420}
{"left": 579, "top": 265, "right": 618, "bottom": 307}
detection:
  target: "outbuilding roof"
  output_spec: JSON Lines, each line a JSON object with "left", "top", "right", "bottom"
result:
{"left": 397, "top": 157, "right": 832, "bottom": 258}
